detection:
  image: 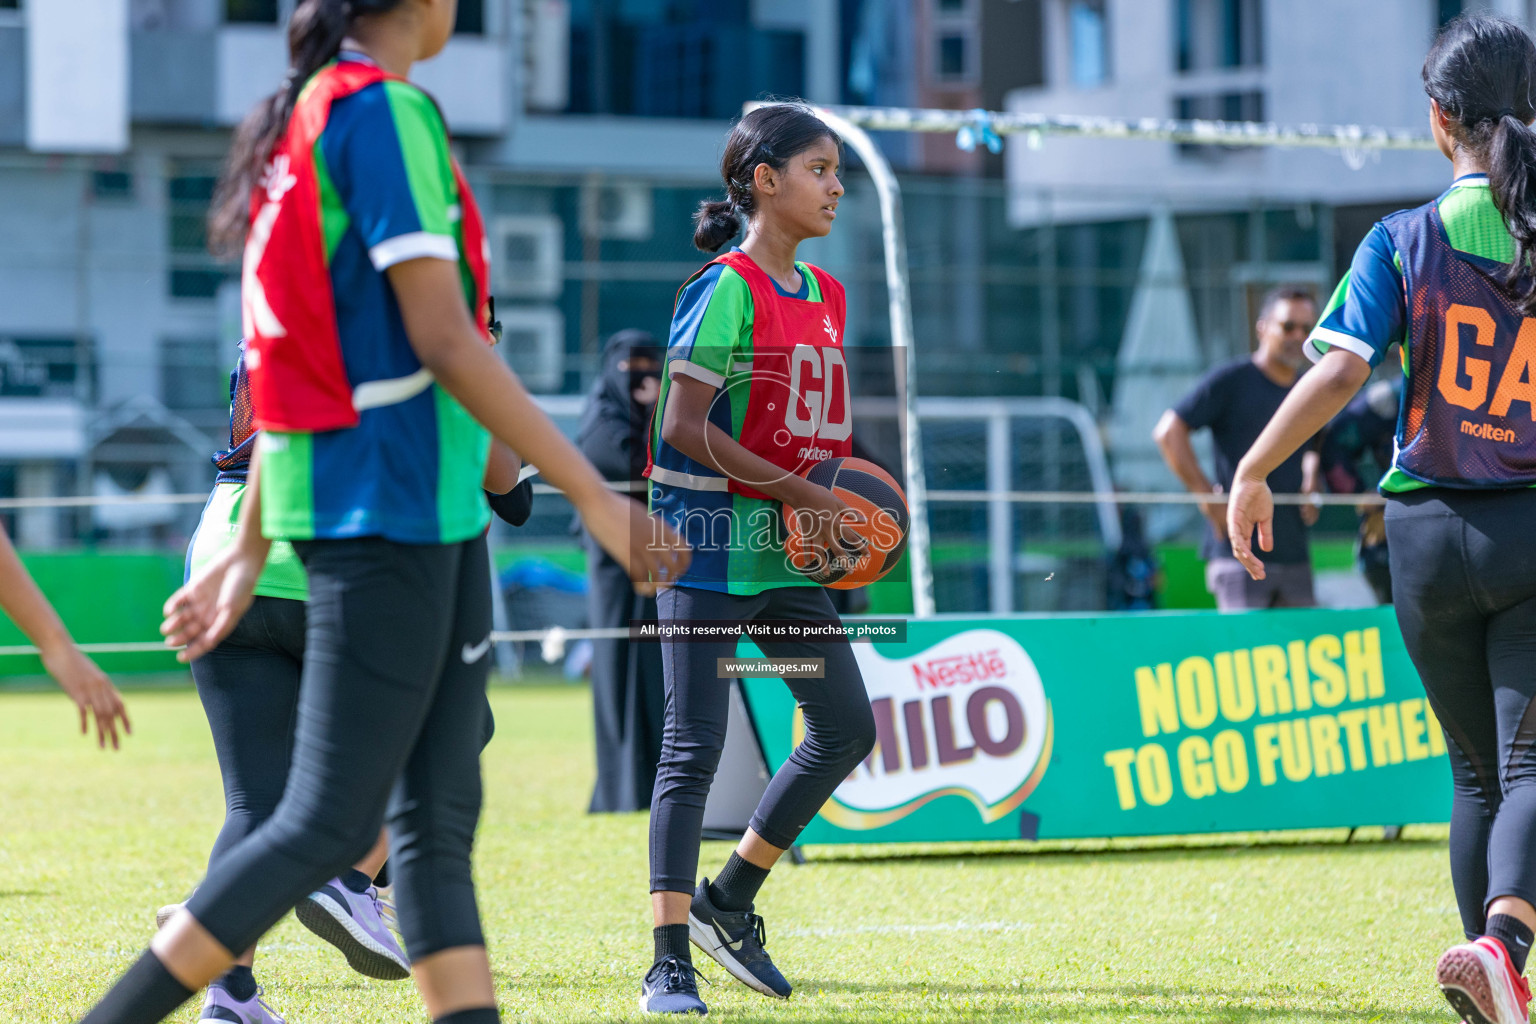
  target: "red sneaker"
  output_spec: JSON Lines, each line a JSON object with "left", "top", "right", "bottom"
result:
{"left": 1438, "top": 937, "right": 1533, "bottom": 1024}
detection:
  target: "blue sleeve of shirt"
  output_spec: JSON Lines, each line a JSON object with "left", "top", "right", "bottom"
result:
{"left": 1306, "top": 223, "right": 1405, "bottom": 369}
{"left": 320, "top": 81, "right": 458, "bottom": 270}
{"left": 665, "top": 264, "right": 746, "bottom": 386}
{"left": 670, "top": 265, "right": 725, "bottom": 353}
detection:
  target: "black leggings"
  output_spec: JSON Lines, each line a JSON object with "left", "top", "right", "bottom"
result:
{"left": 191, "top": 593, "right": 496, "bottom": 877}
{"left": 191, "top": 596, "right": 306, "bottom": 871}
{"left": 650, "top": 584, "right": 875, "bottom": 894}
{"left": 1388, "top": 488, "right": 1536, "bottom": 939}
{"left": 183, "top": 534, "right": 493, "bottom": 961}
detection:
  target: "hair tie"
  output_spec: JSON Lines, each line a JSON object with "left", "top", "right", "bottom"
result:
{"left": 726, "top": 178, "right": 750, "bottom": 210}
{"left": 1500, "top": 107, "right": 1518, "bottom": 119}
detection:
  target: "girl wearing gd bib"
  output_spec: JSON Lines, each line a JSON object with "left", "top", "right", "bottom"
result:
{"left": 639, "top": 104, "right": 876, "bottom": 1015}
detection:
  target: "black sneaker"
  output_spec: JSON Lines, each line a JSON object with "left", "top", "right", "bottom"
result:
{"left": 639, "top": 955, "right": 708, "bottom": 1015}
{"left": 688, "top": 878, "right": 791, "bottom": 999}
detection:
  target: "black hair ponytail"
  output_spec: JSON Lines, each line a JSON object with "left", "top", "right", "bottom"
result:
{"left": 692, "top": 101, "right": 840, "bottom": 253}
{"left": 692, "top": 198, "right": 741, "bottom": 253}
{"left": 1489, "top": 110, "right": 1536, "bottom": 312}
{"left": 1424, "top": 13, "right": 1536, "bottom": 313}
{"left": 209, "top": 0, "right": 402, "bottom": 257}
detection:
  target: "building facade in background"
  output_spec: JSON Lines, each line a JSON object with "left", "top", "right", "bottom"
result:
{"left": 0, "top": 0, "right": 847, "bottom": 547}
{"left": 0, "top": 0, "right": 1529, "bottom": 612}
{"left": 1005, "top": 0, "right": 1536, "bottom": 507}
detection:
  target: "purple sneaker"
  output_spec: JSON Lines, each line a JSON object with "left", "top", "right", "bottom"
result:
{"left": 198, "top": 984, "right": 285, "bottom": 1024}
{"left": 295, "top": 878, "right": 411, "bottom": 980}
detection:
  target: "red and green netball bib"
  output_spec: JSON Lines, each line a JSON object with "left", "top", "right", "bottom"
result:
{"left": 241, "top": 60, "right": 491, "bottom": 432}
{"left": 645, "top": 250, "right": 852, "bottom": 500}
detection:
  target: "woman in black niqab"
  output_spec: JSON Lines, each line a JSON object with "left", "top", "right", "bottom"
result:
{"left": 579, "top": 329, "right": 666, "bottom": 812}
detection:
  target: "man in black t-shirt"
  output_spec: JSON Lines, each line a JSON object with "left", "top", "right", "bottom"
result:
{"left": 1153, "top": 286, "right": 1322, "bottom": 610}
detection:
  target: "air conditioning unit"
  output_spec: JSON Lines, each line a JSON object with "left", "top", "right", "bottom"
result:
{"left": 592, "top": 181, "right": 653, "bottom": 240}
{"left": 491, "top": 214, "right": 563, "bottom": 300}
{"left": 497, "top": 305, "right": 566, "bottom": 394}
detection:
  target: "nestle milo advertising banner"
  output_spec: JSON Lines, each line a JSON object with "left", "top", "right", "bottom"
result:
{"left": 737, "top": 607, "right": 1449, "bottom": 844}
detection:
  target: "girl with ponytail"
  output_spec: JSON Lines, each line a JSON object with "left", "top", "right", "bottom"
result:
{"left": 77, "top": 2, "right": 688, "bottom": 1023}
{"left": 638, "top": 104, "right": 876, "bottom": 1015}
{"left": 1225, "top": 14, "right": 1536, "bottom": 1024}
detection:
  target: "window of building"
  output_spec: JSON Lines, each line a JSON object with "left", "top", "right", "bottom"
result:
{"left": 92, "top": 160, "right": 134, "bottom": 202}
{"left": 1176, "top": 89, "right": 1264, "bottom": 121}
{"left": 569, "top": 4, "right": 804, "bottom": 117}
{"left": 93, "top": 171, "right": 134, "bottom": 200}
{"left": 161, "top": 338, "right": 227, "bottom": 415}
{"left": 930, "top": 0, "right": 978, "bottom": 85}
{"left": 167, "top": 161, "right": 234, "bottom": 301}
{"left": 1443, "top": 0, "right": 1510, "bottom": 27}
{"left": 224, "top": 0, "right": 278, "bottom": 23}
{"left": 937, "top": 34, "right": 969, "bottom": 79}
{"left": 1069, "top": 0, "right": 1110, "bottom": 87}
{"left": 1175, "top": 90, "right": 1265, "bottom": 154}
{"left": 455, "top": 0, "right": 484, "bottom": 34}
{"left": 0, "top": 336, "right": 90, "bottom": 401}
{"left": 1175, "top": 0, "right": 1262, "bottom": 72}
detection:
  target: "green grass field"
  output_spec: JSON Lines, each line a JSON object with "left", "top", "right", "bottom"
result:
{"left": 0, "top": 683, "right": 1466, "bottom": 1023}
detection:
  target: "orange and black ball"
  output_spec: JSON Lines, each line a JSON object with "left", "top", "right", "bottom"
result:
{"left": 783, "top": 457, "right": 909, "bottom": 589}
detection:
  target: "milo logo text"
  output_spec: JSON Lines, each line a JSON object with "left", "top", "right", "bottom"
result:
{"left": 865, "top": 686, "right": 1025, "bottom": 775}
{"left": 815, "top": 630, "right": 1052, "bottom": 830}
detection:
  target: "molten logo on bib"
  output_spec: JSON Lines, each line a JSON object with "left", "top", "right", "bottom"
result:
{"left": 805, "top": 629, "right": 1053, "bottom": 830}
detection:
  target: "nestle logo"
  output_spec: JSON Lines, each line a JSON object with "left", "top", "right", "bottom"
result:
{"left": 1461, "top": 419, "right": 1517, "bottom": 443}
{"left": 912, "top": 649, "right": 1007, "bottom": 690}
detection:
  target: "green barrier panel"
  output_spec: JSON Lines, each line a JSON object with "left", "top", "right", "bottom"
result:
{"left": 1154, "top": 545, "right": 1215, "bottom": 610}
{"left": 0, "top": 543, "right": 589, "bottom": 679}
{"left": 0, "top": 552, "right": 186, "bottom": 675}
{"left": 739, "top": 607, "right": 1447, "bottom": 844}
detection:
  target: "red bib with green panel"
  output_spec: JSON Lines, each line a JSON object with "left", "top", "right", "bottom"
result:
{"left": 241, "top": 60, "right": 491, "bottom": 433}
{"left": 647, "top": 249, "right": 851, "bottom": 500}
